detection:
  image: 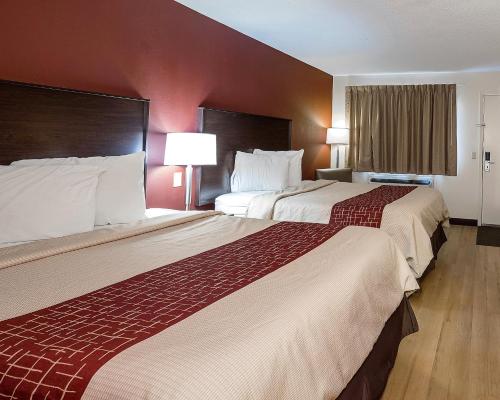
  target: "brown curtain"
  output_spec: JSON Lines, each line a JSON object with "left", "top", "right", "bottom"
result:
{"left": 346, "top": 84, "right": 457, "bottom": 175}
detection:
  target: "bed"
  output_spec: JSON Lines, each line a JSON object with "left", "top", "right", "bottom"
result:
{"left": 0, "top": 211, "right": 418, "bottom": 399}
{"left": 196, "top": 108, "right": 449, "bottom": 278}
{"left": 216, "top": 180, "right": 449, "bottom": 277}
{"left": 0, "top": 80, "right": 419, "bottom": 399}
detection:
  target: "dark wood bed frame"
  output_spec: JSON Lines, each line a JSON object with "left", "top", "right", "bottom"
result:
{"left": 195, "top": 107, "right": 292, "bottom": 206}
{"left": 0, "top": 80, "right": 149, "bottom": 166}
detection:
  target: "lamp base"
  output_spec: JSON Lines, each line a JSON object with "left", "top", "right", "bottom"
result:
{"left": 185, "top": 164, "right": 193, "bottom": 211}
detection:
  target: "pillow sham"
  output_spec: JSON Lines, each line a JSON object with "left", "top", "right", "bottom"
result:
{"left": 0, "top": 165, "right": 102, "bottom": 244}
{"left": 12, "top": 152, "right": 146, "bottom": 225}
{"left": 253, "top": 149, "right": 304, "bottom": 187}
{"left": 231, "top": 151, "right": 289, "bottom": 192}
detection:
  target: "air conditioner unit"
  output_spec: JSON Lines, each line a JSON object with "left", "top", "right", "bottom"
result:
{"left": 368, "top": 173, "right": 434, "bottom": 188}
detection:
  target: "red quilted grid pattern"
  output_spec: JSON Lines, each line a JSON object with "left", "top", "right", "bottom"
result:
{"left": 329, "top": 185, "right": 417, "bottom": 228}
{"left": 0, "top": 221, "right": 344, "bottom": 400}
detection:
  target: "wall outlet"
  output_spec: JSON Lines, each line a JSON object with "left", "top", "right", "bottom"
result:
{"left": 173, "top": 171, "right": 182, "bottom": 187}
{"left": 472, "top": 151, "right": 477, "bottom": 159}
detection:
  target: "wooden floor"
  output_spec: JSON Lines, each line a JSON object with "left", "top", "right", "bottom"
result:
{"left": 382, "top": 225, "right": 500, "bottom": 400}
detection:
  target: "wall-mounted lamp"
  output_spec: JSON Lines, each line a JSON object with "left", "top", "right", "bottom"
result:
{"left": 326, "top": 127, "right": 349, "bottom": 168}
{"left": 164, "top": 132, "right": 216, "bottom": 210}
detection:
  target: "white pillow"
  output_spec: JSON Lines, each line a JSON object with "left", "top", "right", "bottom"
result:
{"left": 0, "top": 165, "right": 102, "bottom": 244}
{"left": 231, "top": 151, "right": 289, "bottom": 192}
{"left": 12, "top": 152, "right": 146, "bottom": 225}
{"left": 253, "top": 149, "right": 304, "bottom": 187}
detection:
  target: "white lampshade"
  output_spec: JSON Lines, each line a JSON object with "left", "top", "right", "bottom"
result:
{"left": 326, "top": 127, "right": 349, "bottom": 145}
{"left": 164, "top": 132, "right": 217, "bottom": 166}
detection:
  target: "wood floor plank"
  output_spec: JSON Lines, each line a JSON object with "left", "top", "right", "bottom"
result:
{"left": 382, "top": 225, "right": 499, "bottom": 400}
{"left": 469, "top": 244, "right": 490, "bottom": 400}
{"left": 485, "top": 247, "right": 500, "bottom": 399}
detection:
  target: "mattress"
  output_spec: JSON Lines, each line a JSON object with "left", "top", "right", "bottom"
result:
{"left": 215, "top": 190, "right": 274, "bottom": 216}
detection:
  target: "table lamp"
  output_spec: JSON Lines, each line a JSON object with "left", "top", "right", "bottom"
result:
{"left": 327, "top": 127, "right": 349, "bottom": 168}
{"left": 164, "top": 132, "right": 216, "bottom": 210}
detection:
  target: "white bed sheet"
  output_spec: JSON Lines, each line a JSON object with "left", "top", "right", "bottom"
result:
{"left": 0, "top": 209, "right": 185, "bottom": 249}
{"left": 215, "top": 190, "right": 274, "bottom": 216}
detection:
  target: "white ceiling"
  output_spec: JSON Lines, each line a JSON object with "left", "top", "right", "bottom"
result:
{"left": 176, "top": 0, "right": 500, "bottom": 76}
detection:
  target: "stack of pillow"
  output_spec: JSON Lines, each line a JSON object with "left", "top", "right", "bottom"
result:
{"left": 0, "top": 152, "right": 146, "bottom": 245}
{"left": 230, "top": 149, "right": 304, "bottom": 192}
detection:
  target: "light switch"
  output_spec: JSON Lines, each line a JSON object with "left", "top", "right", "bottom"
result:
{"left": 173, "top": 171, "right": 182, "bottom": 187}
{"left": 472, "top": 151, "right": 477, "bottom": 159}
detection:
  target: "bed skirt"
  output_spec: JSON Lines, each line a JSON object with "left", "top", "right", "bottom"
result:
{"left": 337, "top": 296, "right": 418, "bottom": 400}
{"left": 431, "top": 222, "right": 447, "bottom": 258}
{"left": 419, "top": 221, "right": 447, "bottom": 281}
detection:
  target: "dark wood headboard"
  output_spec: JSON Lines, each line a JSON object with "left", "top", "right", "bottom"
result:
{"left": 0, "top": 80, "right": 149, "bottom": 165}
{"left": 195, "top": 107, "right": 291, "bottom": 206}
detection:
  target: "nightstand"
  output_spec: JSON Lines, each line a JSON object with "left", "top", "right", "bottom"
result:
{"left": 315, "top": 168, "right": 352, "bottom": 182}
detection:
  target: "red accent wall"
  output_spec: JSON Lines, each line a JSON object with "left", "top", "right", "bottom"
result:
{"left": 0, "top": 0, "right": 332, "bottom": 210}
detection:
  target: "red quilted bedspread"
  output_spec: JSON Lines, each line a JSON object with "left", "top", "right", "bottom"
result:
{"left": 329, "top": 185, "right": 417, "bottom": 228}
{"left": 0, "top": 221, "right": 344, "bottom": 400}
